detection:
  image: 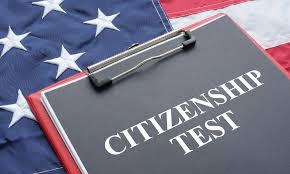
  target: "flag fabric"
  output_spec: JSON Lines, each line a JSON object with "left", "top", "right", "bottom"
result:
{"left": 161, "top": 0, "right": 290, "bottom": 76}
{"left": 0, "top": 0, "right": 172, "bottom": 173}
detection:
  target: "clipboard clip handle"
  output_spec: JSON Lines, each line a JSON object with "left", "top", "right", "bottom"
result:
{"left": 89, "top": 30, "right": 196, "bottom": 89}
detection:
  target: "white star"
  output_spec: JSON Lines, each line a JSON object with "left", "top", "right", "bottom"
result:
{"left": 0, "top": 90, "right": 36, "bottom": 128}
{"left": 32, "top": 0, "right": 66, "bottom": 18}
{"left": 44, "top": 45, "right": 84, "bottom": 79}
{"left": 84, "top": 8, "right": 120, "bottom": 37}
{"left": 0, "top": 26, "right": 30, "bottom": 57}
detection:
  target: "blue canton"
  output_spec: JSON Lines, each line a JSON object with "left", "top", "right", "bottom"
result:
{"left": 0, "top": 0, "right": 172, "bottom": 173}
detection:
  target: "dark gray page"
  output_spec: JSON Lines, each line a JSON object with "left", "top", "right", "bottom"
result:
{"left": 44, "top": 16, "right": 290, "bottom": 174}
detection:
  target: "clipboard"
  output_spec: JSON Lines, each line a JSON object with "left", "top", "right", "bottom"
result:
{"left": 27, "top": 15, "right": 289, "bottom": 173}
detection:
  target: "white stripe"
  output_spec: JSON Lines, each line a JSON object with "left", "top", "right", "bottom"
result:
{"left": 170, "top": 0, "right": 290, "bottom": 49}
{"left": 33, "top": 167, "right": 63, "bottom": 174}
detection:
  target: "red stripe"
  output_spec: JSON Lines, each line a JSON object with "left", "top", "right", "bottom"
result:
{"left": 160, "top": 0, "right": 247, "bottom": 18}
{"left": 267, "top": 43, "right": 290, "bottom": 78}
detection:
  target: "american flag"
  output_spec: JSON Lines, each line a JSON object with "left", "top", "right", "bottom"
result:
{"left": 1, "top": 0, "right": 289, "bottom": 173}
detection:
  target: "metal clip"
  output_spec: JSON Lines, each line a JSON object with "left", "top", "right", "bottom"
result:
{"left": 89, "top": 30, "right": 196, "bottom": 89}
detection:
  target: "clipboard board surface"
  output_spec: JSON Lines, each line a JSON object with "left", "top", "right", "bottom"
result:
{"left": 41, "top": 15, "right": 290, "bottom": 174}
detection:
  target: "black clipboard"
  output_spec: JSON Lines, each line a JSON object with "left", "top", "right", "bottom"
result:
{"left": 41, "top": 15, "right": 290, "bottom": 174}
